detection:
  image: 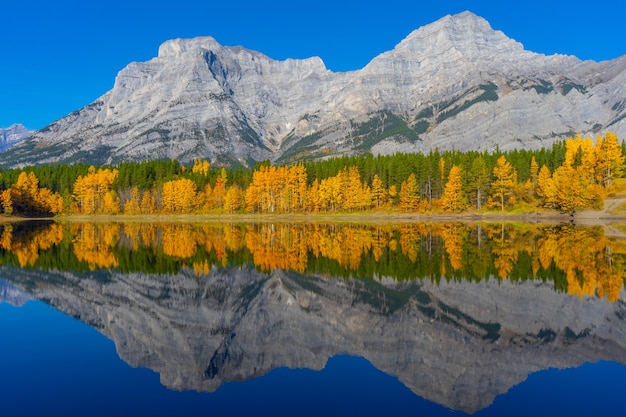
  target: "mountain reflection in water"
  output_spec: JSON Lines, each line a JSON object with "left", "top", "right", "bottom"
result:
{"left": 1, "top": 221, "right": 626, "bottom": 413}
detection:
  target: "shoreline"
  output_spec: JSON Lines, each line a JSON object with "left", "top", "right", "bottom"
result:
{"left": 10, "top": 209, "right": 623, "bottom": 225}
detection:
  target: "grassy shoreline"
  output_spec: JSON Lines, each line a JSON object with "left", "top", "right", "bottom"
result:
{"left": 8, "top": 209, "right": 619, "bottom": 225}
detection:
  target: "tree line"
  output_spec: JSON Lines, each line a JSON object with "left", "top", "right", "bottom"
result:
{"left": 0, "top": 133, "right": 623, "bottom": 216}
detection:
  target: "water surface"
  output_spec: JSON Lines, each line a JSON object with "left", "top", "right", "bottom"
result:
{"left": 1, "top": 221, "right": 625, "bottom": 416}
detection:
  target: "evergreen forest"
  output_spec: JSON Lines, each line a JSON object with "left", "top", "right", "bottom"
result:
{"left": 0, "top": 133, "right": 623, "bottom": 217}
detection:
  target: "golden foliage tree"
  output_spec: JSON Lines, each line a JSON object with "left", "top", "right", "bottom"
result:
{"left": 162, "top": 178, "right": 197, "bottom": 213}
{"left": 224, "top": 185, "right": 244, "bottom": 213}
{"left": 3, "top": 172, "right": 64, "bottom": 216}
{"left": 536, "top": 165, "right": 557, "bottom": 208}
{"left": 489, "top": 156, "right": 516, "bottom": 210}
{"left": 72, "top": 167, "right": 119, "bottom": 214}
{"left": 595, "top": 132, "right": 624, "bottom": 189}
{"left": 399, "top": 173, "right": 420, "bottom": 212}
{"left": 441, "top": 165, "right": 465, "bottom": 213}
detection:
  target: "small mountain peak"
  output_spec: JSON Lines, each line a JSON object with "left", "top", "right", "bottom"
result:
{"left": 158, "top": 36, "right": 222, "bottom": 58}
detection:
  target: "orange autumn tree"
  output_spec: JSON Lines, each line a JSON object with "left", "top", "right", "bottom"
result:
{"left": 595, "top": 132, "right": 624, "bottom": 189}
{"left": 549, "top": 135, "right": 605, "bottom": 211}
{"left": 161, "top": 178, "right": 198, "bottom": 213}
{"left": 123, "top": 187, "right": 142, "bottom": 214}
{"left": 440, "top": 165, "right": 465, "bottom": 213}
{"left": 72, "top": 167, "right": 119, "bottom": 214}
{"left": 536, "top": 165, "right": 558, "bottom": 208}
{"left": 1, "top": 172, "right": 64, "bottom": 216}
{"left": 371, "top": 174, "right": 389, "bottom": 209}
{"left": 489, "top": 155, "right": 517, "bottom": 210}
{"left": 399, "top": 173, "right": 420, "bottom": 212}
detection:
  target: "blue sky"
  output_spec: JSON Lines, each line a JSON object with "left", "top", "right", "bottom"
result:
{"left": 2, "top": 0, "right": 624, "bottom": 130}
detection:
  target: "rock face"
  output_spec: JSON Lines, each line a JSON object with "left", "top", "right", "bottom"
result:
{"left": 1, "top": 11, "right": 625, "bottom": 167}
{"left": 7, "top": 266, "right": 626, "bottom": 413}
{"left": 0, "top": 124, "right": 31, "bottom": 152}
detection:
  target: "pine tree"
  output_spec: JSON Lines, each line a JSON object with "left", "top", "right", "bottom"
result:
{"left": 467, "top": 157, "right": 490, "bottom": 210}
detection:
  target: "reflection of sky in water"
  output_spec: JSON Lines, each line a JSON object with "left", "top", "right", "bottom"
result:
{"left": 1, "top": 300, "right": 624, "bottom": 417}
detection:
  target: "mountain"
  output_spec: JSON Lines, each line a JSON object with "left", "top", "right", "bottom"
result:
{"left": 2, "top": 11, "right": 625, "bottom": 167}
{"left": 0, "top": 123, "right": 32, "bottom": 152}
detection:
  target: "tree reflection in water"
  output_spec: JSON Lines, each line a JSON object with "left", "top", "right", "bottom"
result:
{"left": 0, "top": 221, "right": 624, "bottom": 301}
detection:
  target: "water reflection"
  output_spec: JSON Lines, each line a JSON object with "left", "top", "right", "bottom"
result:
{"left": 2, "top": 221, "right": 626, "bottom": 413}
{"left": 1, "top": 221, "right": 625, "bottom": 301}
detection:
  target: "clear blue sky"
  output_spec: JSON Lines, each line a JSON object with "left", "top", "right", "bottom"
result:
{"left": 2, "top": 0, "right": 624, "bottom": 130}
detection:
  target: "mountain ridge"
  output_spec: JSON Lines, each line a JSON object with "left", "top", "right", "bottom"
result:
{"left": 1, "top": 11, "right": 624, "bottom": 167}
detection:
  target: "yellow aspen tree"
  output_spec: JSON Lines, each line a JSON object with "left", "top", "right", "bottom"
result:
{"left": 536, "top": 165, "right": 557, "bottom": 208}
{"left": 37, "top": 188, "right": 62, "bottom": 215}
{"left": 140, "top": 190, "right": 156, "bottom": 214}
{"left": 244, "top": 182, "right": 261, "bottom": 213}
{"left": 441, "top": 165, "right": 464, "bottom": 213}
{"left": 530, "top": 156, "right": 539, "bottom": 195}
{"left": 174, "top": 178, "right": 198, "bottom": 213}
{"left": 564, "top": 134, "right": 583, "bottom": 167}
{"left": 595, "top": 132, "right": 624, "bottom": 188}
{"left": 103, "top": 190, "right": 121, "bottom": 214}
{"left": 371, "top": 174, "right": 387, "bottom": 208}
{"left": 224, "top": 185, "right": 243, "bottom": 213}
{"left": 552, "top": 164, "right": 596, "bottom": 211}
{"left": 1, "top": 189, "right": 13, "bottom": 215}
{"left": 161, "top": 181, "right": 176, "bottom": 213}
{"left": 192, "top": 159, "right": 210, "bottom": 176}
{"left": 344, "top": 166, "right": 363, "bottom": 212}
{"left": 72, "top": 167, "right": 118, "bottom": 214}
{"left": 295, "top": 164, "right": 308, "bottom": 212}
{"left": 305, "top": 179, "right": 321, "bottom": 213}
{"left": 201, "top": 183, "right": 215, "bottom": 211}
{"left": 490, "top": 155, "right": 516, "bottom": 211}
{"left": 161, "top": 179, "right": 197, "bottom": 213}
{"left": 399, "top": 173, "right": 419, "bottom": 212}
{"left": 124, "top": 187, "right": 141, "bottom": 214}
{"left": 321, "top": 174, "right": 344, "bottom": 211}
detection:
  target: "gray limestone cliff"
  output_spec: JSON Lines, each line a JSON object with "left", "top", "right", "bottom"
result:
{"left": 1, "top": 12, "right": 624, "bottom": 167}
{"left": 6, "top": 266, "right": 626, "bottom": 413}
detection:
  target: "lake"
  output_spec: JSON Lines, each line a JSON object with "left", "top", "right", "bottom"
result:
{"left": 1, "top": 221, "right": 625, "bottom": 416}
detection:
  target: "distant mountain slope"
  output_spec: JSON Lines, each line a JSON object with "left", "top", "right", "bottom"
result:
{"left": 0, "top": 123, "right": 32, "bottom": 152}
{"left": 2, "top": 11, "right": 625, "bottom": 167}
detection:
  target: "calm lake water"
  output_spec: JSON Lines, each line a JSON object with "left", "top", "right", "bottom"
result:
{"left": 1, "top": 221, "right": 625, "bottom": 416}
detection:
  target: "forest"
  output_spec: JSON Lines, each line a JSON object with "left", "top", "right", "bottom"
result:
{"left": 0, "top": 132, "right": 623, "bottom": 217}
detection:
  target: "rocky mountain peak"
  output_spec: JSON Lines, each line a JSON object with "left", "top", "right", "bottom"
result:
{"left": 372, "top": 11, "right": 530, "bottom": 74}
{"left": 399, "top": 11, "right": 519, "bottom": 51}
{"left": 0, "top": 123, "right": 31, "bottom": 152}
{"left": 0, "top": 13, "right": 623, "bottom": 168}
{"left": 157, "top": 36, "right": 222, "bottom": 58}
